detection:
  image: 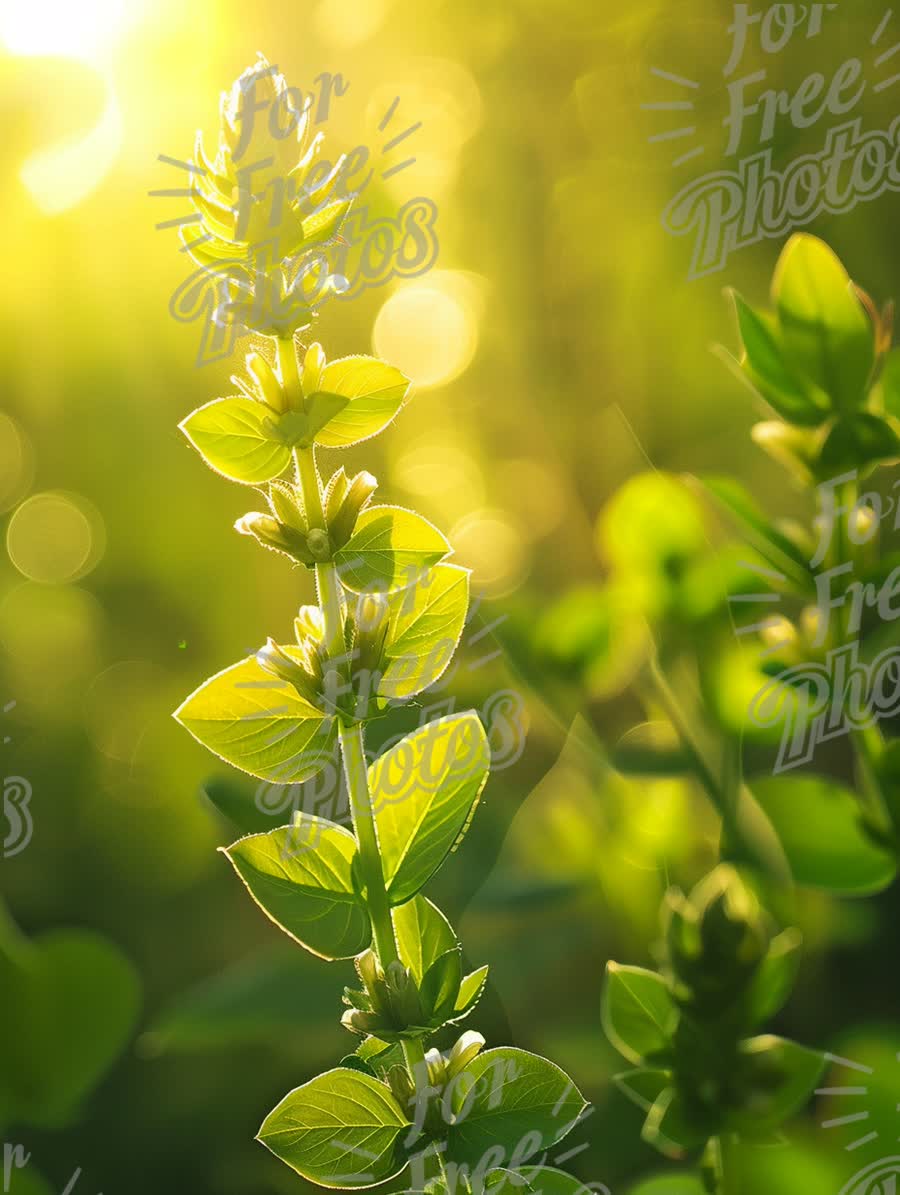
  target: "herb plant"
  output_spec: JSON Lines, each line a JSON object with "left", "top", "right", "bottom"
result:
{"left": 600, "top": 235, "right": 900, "bottom": 1191}
{"left": 170, "top": 57, "right": 588, "bottom": 1194}
{"left": 604, "top": 866, "right": 821, "bottom": 1193}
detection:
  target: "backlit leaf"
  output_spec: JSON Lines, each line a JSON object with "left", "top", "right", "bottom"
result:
{"left": 335, "top": 506, "right": 451, "bottom": 593}
{"left": 602, "top": 964, "right": 676, "bottom": 1066}
{"left": 370, "top": 713, "right": 490, "bottom": 904}
{"left": 222, "top": 816, "right": 370, "bottom": 960}
{"left": 312, "top": 356, "right": 411, "bottom": 448}
{"left": 179, "top": 397, "right": 291, "bottom": 484}
{"left": 258, "top": 1067, "right": 410, "bottom": 1187}
{"left": 379, "top": 564, "right": 470, "bottom": 701}
{"left": 174, "top": 655, "right": 337, "bottom": 785}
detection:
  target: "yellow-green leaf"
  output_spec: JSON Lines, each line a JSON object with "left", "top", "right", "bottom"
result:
{"left": 312, "top": 356, "right": 411, "bottom": 448}
{"left": 379, "top": 564, "right": 470, "bottom": 701}
{"left": 174, "top": 655, "right": 337, "bottom": 784}
{"left": 335, "top": 506, "right": 450, "bottom": 594}
{"left": 772, "top": 234, "right": 875, "bottom": 414}
{"left": 179, "top": 397, "right": 291, "bottom": 484}
{"left": 223, "top": 818, "right": 370, "bottom": 960}
{"left": 370, "top": 713, "right": 490, "bottom": 904}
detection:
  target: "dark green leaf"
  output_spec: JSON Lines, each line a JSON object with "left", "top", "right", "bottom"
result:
{"left": 750, "top": 774, "right": 897, "bottom": 895}
{"left": 602, "top": 964, "right": 676, "bottom": 1065}
{"left": 745, "top": 928, "right": 802, "bottom": 1026}
{"left": 612, "top": 722, "right": 690, "bottom": 776}
{"left": 727, "top": 1035, "right": 824, "bottom": 1133}
{"left": 818, "top": 412, "right": 900, "bottom": 475}
{"left": 614, "top": 1069, "right": 673, "bottom": 1113}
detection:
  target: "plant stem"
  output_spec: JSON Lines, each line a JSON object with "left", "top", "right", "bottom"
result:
{"left": 822, "top": 473, "right": 893, "bottom": 836}
{"left": 338, "top": 720, "right": 400, "bottom": 968}
{"left": 339, "top": 704, "right": 428, "bottom": 1081}
{"left": 719, "top": 1134, "right": 741, "bottom": 1195}
{"left": 646, "top": 657, "right": 729, "bottom": 818}
{"left": 288, "top": 405, "right": 428, "bottom": 1086}
{"left": 276, "top": 334, "right": 305, "bottom": 412}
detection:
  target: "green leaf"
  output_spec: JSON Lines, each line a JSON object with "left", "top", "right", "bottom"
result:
{"left": 200, "top": 774, "right": 285, "bottom": 835}
{"left": 392, "top": 896, "right": 457, "bottom": 984}
{"left": 612, "top": 722, "right": 690, "bottom": 776}
{"left": 336, "top": 506, "right": 451, "bottom": 594}
{"left": 642, "top": 1087, "right": 709, "bottom": 1158}
{"left": 455, "top": 965, "right": 489, "bottom": 1016}
{"left": 2, "top": 929, "right": 140, "bottom": 1129}
{"left": 445, "top": 1048, "right": 587, "bottom": 1169}
{"left": 750, "top": 774, "right": 897, "bottom": 895}
{"left": 312, "top": 356, "right": 411, "bottom": 448}
{"left": 370, "top": 713, "right": 490, "bottom": 904}
{"left": 602, "top": 963, "right": 677, "bottom": 1066}
{"left": 818, "top": 412, "right": 900, "bottom": 475}
{"left": 727, "top": 1035, "right": 824, "bottom": 1133}
{"left": 772, "top": 234, "right": 875, "bottom": 414}
{"left": 222, "top": 817, "right": 370, "bottom": 960}
{"left": 3, "top": 1167, "right": 53, "bottom": 1195}
{"left": 380, "top": 564, "right": 470, "bottom": 700}
{"left": 174, "top": 654, "right": 337, "bottom": 785}
{"left": 745, "top": 928, "right": 802, "bottom": 1026}
{"left": 419, "top": 948, "right": 463, "bottom": 1020}
{"left": 730, "top": 292, "right": 828, "bottom": 425}
{"left": 879, "top": 346, "right": 900, "bottom": 419}
{"left": 696, "top": 477, "right": 815, "bottom": 594}
{"left": 627, "top": 1177, "right": 706, "bottom": 1195}
{"left": 257, "top": 1067, "right": 411, "bottom": 1187}
{"left": 614, "top": 1069, "right": 673, "bottom": 1113}
{"left": 487, "top": 1167, "right": 595, "bottom": 1195}
{"left": 142, "top": 944, "right": 345, "bottom": 1052}
{"left": 179, "top": 397, "right": 291, "bottom": 484}
{"left": 301, "top": 390, "right": 352, "bottom": 444}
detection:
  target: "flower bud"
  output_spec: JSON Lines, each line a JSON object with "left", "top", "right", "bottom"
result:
{"left": 295, "top": 605, "right": 326, "bottom": 647}
{"left": 325, "top": 467, "right": 350, "bottom": 527}
{"left": 329, "top": 471, "right": 378, "bottom": 549}
{"left": 302, "top": 342, "right": 327, "bottom": 397}
{"left": 235, "top": 511, "right": 313, "bottom": 564}
{"left": 267, "top": 483, "right": 306, "bottom": 532}
{"left": 246, "top": 351, "right": 287, "bottom": 414}
{"left": 445, "top": 1031, "right": 486, "bottom": 1081}
{"left": 256, "top": 638, "right": 322, "bottom": 707}
{"left": 306, "top": 528, "right": 332, "bottom": 560}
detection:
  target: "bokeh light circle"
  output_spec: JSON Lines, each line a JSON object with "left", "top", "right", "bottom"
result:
{"left": 450, "top": 508, "right": 529, "bottom": 598}
{"left": 6, "top": 490, "right": 105, "bottom": 583}
{"left": 0, "top": 413, "right": 35, "bottom": 513}
{"left": 374, "top": 281, "right": 479, "bottom": 389}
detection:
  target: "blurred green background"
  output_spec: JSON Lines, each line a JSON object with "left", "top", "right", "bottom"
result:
{"left": 2, "top": 0, "right": 900, "bottom": 1192}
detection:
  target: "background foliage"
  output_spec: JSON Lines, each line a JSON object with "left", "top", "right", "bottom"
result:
{"left": 1, "top": 1, "right": 899, "bottom": 1193}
